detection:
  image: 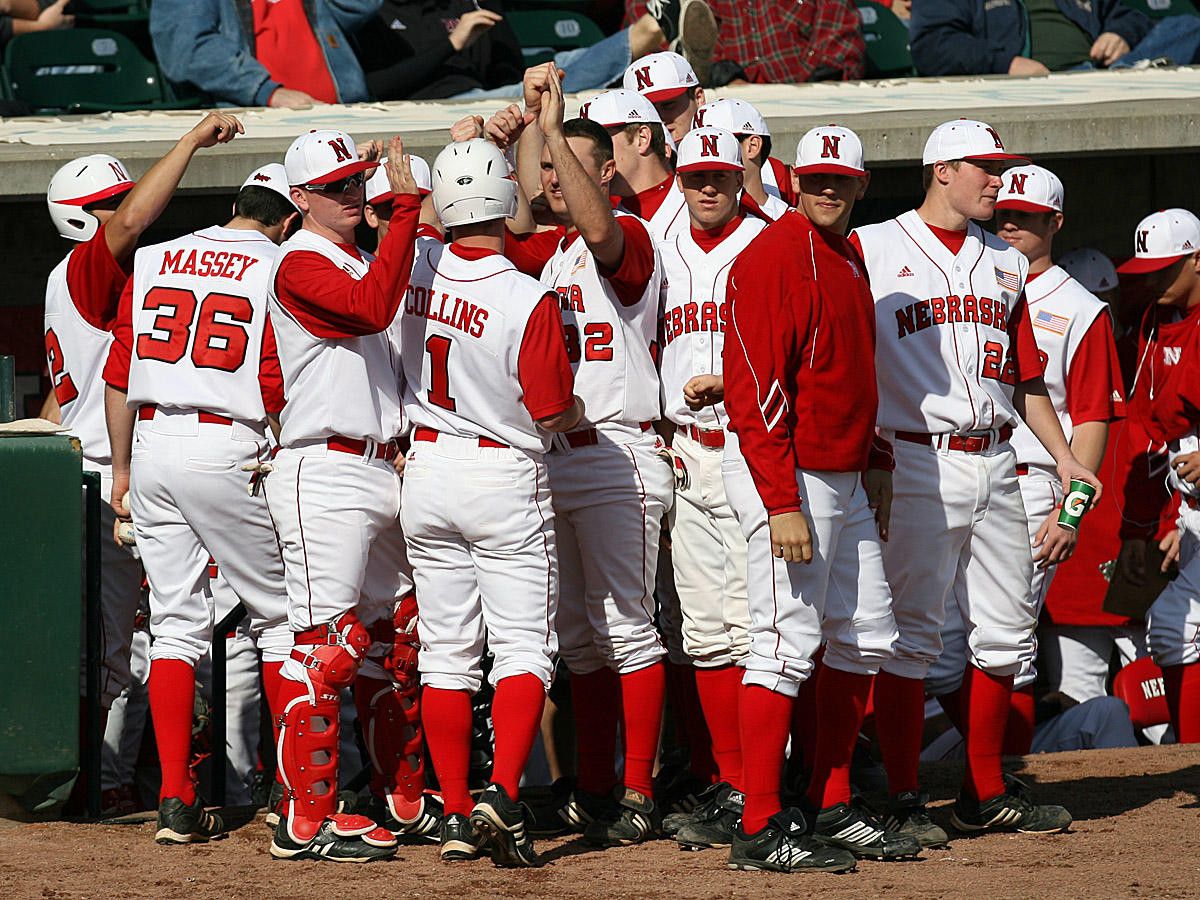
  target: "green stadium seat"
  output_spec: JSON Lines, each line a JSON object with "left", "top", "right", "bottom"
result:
{"left": 507, "top": 9, "right": 605, "bottom": 66}
{"left": 857, "top": 1, "right": 916, "bottom": 78}
{"left": 1121, "top": 0, "right": 1200, "bottom": 16}
{"left": 3, "top": 28, "right": 196, "bottom": 114}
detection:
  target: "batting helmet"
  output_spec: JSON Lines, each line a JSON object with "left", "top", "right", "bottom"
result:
{"left": 431, "top": 139, "right": 516, "bottom": 230}
{"left": 47, "top": 154, "right": 134, "bottom": 241}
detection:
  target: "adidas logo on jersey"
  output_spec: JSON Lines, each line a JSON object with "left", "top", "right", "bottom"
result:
{"left": 898, "top": 266, "right": 915, "bottom": 277}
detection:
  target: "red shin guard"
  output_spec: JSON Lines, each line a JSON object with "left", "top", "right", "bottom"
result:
{"left": 354, "top": 674, "right": 427, "bottom": 819}
{"left": 276, "top": 675, "right": 342, "bottom": 842}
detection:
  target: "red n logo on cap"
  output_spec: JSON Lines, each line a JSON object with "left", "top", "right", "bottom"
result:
{"left": 328, "top": 138, "right": 352, "bottom": 163}
{"left": 579, "top": 102, "right": 591, "bottom": 119}
{"left": 108, "top": 161, "right": 129, "bottom": 181}
{"left": 821, "top": 135, "right": 842, "bottom": 159}
{"left": 253, "top": 173, "right": 271, "bottom": 183}
{"left": 693, "top": 109, "right": 707, "bottom": 128}
{"left": 1009, "top": 173, "right": 1028, "bottom": 194}
{"left": 699, "top": 134, "right": 719, "bottom": 157}
{"left": 985, "top": 126, "right": 1004, "bottom": 149}
{"left": 634, "top": 66, "right": 653, "bottom": 90}
{"left": 1136, "top": 230, "right": 1150, "bottom": 254}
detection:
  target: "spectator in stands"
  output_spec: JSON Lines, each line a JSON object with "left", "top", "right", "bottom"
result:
{"left": 150, "top": 0, "right": 379, "bottom": 109}
{"left": 624, "top": 0, "right": 865, "bottom": 85}
{"left": 2, "top": 0, "right": 72, "bottom": 45}
{"left": 355, "top": 0, "right": 715, "bottom": 101}
{"left": 910, "top": 0, "right": 1200, "bottom": 77}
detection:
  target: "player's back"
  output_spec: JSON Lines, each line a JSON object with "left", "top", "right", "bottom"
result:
{"left": 401, "top": 239, "right": 556, "bottom": 452}
{"left": 125, "top": 226, "right": 279, "bottom": 423}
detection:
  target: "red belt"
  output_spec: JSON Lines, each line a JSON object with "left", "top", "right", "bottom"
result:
{"left": 413, "top": 426, "right": 508, "bottom": 449}
{"left": 895, "top": 423, "right": 1013, "bottom": 453}
{"left": 1186, "top": 495, "right": 1200, "bottom": 510}
{"left": 563, "top": 421, "right": 653, "bottom": 448}
{"left": 327, "top": 435, "right": 400, "bottom": 462}
{"left": 1015, "top": 463, "right": 1029, "bottom": 475}
{"left": 138, "top": 404, "right": 232, "bottom": 425}
{"left": 684, "top": 424, "right": 725, "bottom": 449}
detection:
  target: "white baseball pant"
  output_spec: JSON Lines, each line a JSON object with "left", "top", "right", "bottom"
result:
{"left": 401, "top": 434, "right": 558, "bottom": 694}
{"left": 129, "top": 411, "right": 290, "bottom": 666}
{"left": 101, "top": 625, "right": 150, "bottom": 792}
{"left": 1040, "top": 622, "right": 1152, "bottom": 703}
{"left": 722, "top": 454, "right": 897, "bottom": 697}
{"left": 1147, "top": 501, "right": 1200, "bottom": 667}
{"left": 925, "top": 473, "right": 1062, "bottom": 695}
{"left": 549, "top": 426, "right": 673, "bottom": 675}
{"left": 93, "top": 490, "right": 143, "bottom": 708}
{"left": 881, "top": 439, "right": 1036, "bottom": 680}
{"left": 669, "top": 431, "right": 751, "bottom": 668}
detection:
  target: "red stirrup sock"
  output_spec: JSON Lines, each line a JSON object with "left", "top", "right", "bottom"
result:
{"left": 570, "top": 667, "right": 621, "bottom": 796}
{"left": 619, "top": 662, "right": 666, "bottom": 797}
{"left": 695, "top": 665, "right": 744, "bottom": 789}
{"left": 1163, "top": 662, "right": 1200, "bottom": 743}
{"left": 149, "top": 658, "right": 198, "bottom": 805}
{"left": 1003, "top": 685, "right": 1036, "bottom": 756}
{"left": 961, "top": 664, "right": 1013, "bottom": 801}
{"left": 806, "top": 666, "right": 872, "bottom": 810}
{"left": 421, "top": 687, "right": 473, "bottom": 816}
{"left": 491, "top": 673, "right": 547, "bottom": 802}
{"left": 739, "top": 684, "right": 792, "bottom": 834}
{"left": 873, "top": 670, "right": 925, "bottom": 797}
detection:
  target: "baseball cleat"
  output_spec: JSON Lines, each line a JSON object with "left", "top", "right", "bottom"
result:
{"left": 950, "top": 792, "right": 1072, "bottom": 835}
{"left": 470, "top": 784, "right": 540, "bottom": 868}
{"left": 727, "top": 809, "right": 857, "bottom": 874}
{"left": 527, "top": 785, "right": 616, "bottom": 836}
{"left": 664, "top": 780, "right": 729, "bottom": 838}
{"left": 440, "top": 813, "right": 483, "bottom": 862}
{"left": 154, "top": 796, "right": 228, "bottom": 845}
{"left": 583, "top": 787, "right": 662, "bottom": 846}
{"left": 813, "top": 801, "right": 922, "bottom": 860}
{"left": 264, "top": 782, "right": 284, "bottom": 829}
{"left": 660, "top": 770, "right": 712, "bottom": 816}
{"left": 270, "top": 813, "right": 397, "bottom": 863}
{"left": 675, "top": 785, "right": 744, "bottom": 850}
{"left": 364, "top": 793, "right": 443, "bottom": 843}
{"left": 883, "top": 791, "right": 950, "bottom": 848}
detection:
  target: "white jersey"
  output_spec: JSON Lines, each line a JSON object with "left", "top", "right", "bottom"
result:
{"left": 1008, "top": 266, "right": 1109, "bottom": 474}
{"left": 854, "top": 210, "right": 1031, "bottom": 434}
{"left": 268, "top": 229, "right": 405, "bottom": 446}
{"left": 645, "top": 180, "right": 689, "bottom": 242}
{"left": 757, "top": 193, "right": 790, "bottom": 222}
{"left": 659, "top": 216, "right": 767, "bottom": 429}
{"left": 400, "top": 241, "right": 557, "bottom": 453}
{"left": 539, "top": 212, "right": 663, "bottom": 426}
{"left": 125, "top": 227, "right": 279, "bottom": 423}
{"left": 44, "top": 252, "right": 113, "bottom": 467}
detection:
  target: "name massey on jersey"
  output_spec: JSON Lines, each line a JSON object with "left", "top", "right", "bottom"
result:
{"left": 158, "top": 248, "right": 260, "bottom": 280}
{"left": 405, "top": 284, "right": 489, "bottom": 338}
{"left": 895, "top": 294, "right": 1010, "bottom": 339}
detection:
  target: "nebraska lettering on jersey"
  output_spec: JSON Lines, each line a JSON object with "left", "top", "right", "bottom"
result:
{"left": 405, "top": 285, "right": 489, "bottom": 338}
{"left": 663, "top": 300, "right": 727, "bottom": 346}
{"left": 159, "top": 247, "right": 260, "bottom": 281}
{"left": 894, "top": 294, "right": 1009, "bottom": 338}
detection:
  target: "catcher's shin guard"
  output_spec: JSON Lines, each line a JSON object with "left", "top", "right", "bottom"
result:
{"left": 276, "top": 685, "right": 343, "bottom": 843}
{"left": 355, "top": 673, "right": 431, "bottom": 828}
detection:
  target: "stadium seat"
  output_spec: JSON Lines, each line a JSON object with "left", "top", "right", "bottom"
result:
{"left": 1121, "top": 0, "right": 1200, "bottom": 17}
{"left": 858, "top": 1, "right": 916, "bottom": 78}
{"left": 3, "top": 28, "right": 196, "bottom": 114}
{"left": 508, "top": 9, "right": 605, "bottom": 66}
{"left": 1111, "top": 656, "right": 1171, "bottom": 731}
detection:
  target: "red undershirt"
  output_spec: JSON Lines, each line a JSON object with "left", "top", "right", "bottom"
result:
{"left": 251, "top": 0, "right": 338, "bottom": 104}
{"left": 691, "top": 215, "right": 745, "bottom": 253}
{"left": 927, "top": 222, "right": 967, "bottom": 255}
{"left": 620, "top": 174, "right": 674, "bottom": 221}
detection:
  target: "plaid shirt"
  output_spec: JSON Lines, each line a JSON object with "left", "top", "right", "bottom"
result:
{"left": 625, "top": 0, "right": 866, "bottom": 83}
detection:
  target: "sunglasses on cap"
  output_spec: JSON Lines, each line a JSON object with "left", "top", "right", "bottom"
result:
{"left": 302, "top": 172, "right": 367, "bottom": 193}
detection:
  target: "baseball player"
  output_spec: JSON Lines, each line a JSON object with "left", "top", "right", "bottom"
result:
{"left": 365, "top": 154, "right": 440, "bottom": 241}
{"left": 851, "top": 119, "right": 1099, "bottom": 838}
{"left": 691, "top": 99, "right": 791, "bottom": 221}
{"left": 924, "top": 164, "right": 1125, "bottom": 756}
{"left": 399, "top": 139, "right": 582, "bottom": 866}
{"left": 42, "top": 112, "right": 243, "bottom": 794}
{"left": 1115, "top": 209, "right": 1200, "bottom": 744}
{"left": 263, "top": 132, "right": 427, "bottom": 863}
{"left": 719, "top": 124, "right": 917, "bottom": 871}
{"left": 491, "top": 65, "right": 674, "bottom": 844}
{"left": 622, "top": 50, "right": 704, "bottom": 143}
{"left": 1060, "top": 248, "right": 1121, "bottom": 308}
{"left": 653, "top": 127, "right": 765, "bottom": 850}
{"left": 103, "top": 161, "right": 299, "bottom": 845}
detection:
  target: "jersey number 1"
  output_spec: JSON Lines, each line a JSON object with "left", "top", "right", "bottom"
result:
{"left": 425, "top": 335, "right": 457, "bottom": 411}
{"left": 136, "top": 287, "right": 253, "bottom": 372}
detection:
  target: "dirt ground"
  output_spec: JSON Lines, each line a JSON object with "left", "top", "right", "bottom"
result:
{"left": 3, "top": 744, "right": 1199, "bottom": 900}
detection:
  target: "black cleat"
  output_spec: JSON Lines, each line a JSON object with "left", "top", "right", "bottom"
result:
{"left": 264, "top": 782, "right": 284, "bottom": 829}
{"left": 155, "top": 796, "right": 228, "bottom": 845}
{"left": 883, "top": 791, "right": 950, "bottom": 848}
{"left": 527, "top": 785, "right": 617, "bottom": 836}
{"left": 470, "top": 784, "right": 540, "bottom": 868}
{"left": 813, "top": 801, "right": 922, "bottom": 860}
{"left": 951, "top": 791, "right": 1072, "bottom": 835}
{"left": 583, "top": 787, "right": 661, "bottom": 846}
{"left": 676, "top": 785, "right": 744, "bottom": 850}
{"left": 728, "top": 809, "right": 857, "bottom": 874}
{"left": 364, "top": 793, "right": 443, "bottom": 843}
{"left": 269, "top": 813, "right": 397, "bottom": 863}
{"left": 440, "top": 812, "right": 483, "bottom": 862}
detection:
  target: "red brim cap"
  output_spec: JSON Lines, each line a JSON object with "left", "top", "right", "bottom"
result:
{"left": 995, "top": 199, "right": 1057, "bottom": 213}
{"left": 676, "top": 161, "right": 744, "bottom": 173}
{"left": 305, "top": 159, "right": 378, "bottom": 186}
{"left": 1116, "top": 253, "right": 1189, "bottom": 275}
{"left": 63, "top": 181, "right": 135, "bottom": 207}
{"left": 793, "top": 163, "right": 866, "bottom": 177}
{"left": 963, "top": 152, "right": 1031, "bottom": 163}
{"left": 367, "top": 189, "right": 395, "bottom": 206}
{"left": 643, "top": 86, "right": 689, "bottom": 102}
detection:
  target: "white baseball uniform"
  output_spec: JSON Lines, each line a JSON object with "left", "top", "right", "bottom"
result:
{"left": 105, "top": 226, "right": 290, "bottom": 666}
{"left": 853, "top": 210, "right": 1044, "bottom": 679}
{"left": 398, "top": 240, "right": 574, "bottom": 693}
{"left": 926, "top": 268, "right": 1124, "bottom": 694}
{"left": 658, "top": 215, "right": 765, "bottom": 667}
{"left": 533, "top": 213, "right": 673, "bottom": 676}
{"left": 624, "top": 176, "right": 689, "bottom": 242}
{"left": 44, "top": 225, "right": 142, "bottom": 707}
{"left": 1148, "top": 443, "right": 1200, "bottom": 667}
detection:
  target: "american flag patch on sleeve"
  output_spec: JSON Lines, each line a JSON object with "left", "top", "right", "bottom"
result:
{"left": 1034, "top": 310, "right": 1070, "bottom": 334}
{"left": 995, "top": 268, "right": 1021, "bottom": 291}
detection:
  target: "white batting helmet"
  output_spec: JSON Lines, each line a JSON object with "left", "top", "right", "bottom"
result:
{"left": 47, "top": 154, "right": 135, "bottom": 241}
{"left": 431, "top": 140, "right": 516, "bottom": 230}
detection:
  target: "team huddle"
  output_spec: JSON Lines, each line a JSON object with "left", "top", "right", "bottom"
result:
{"left": 41, "top": 51, "right": 1200, "bottom": 873}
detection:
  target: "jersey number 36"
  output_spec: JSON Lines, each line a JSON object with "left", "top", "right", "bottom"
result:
{"left": 136, "top": 287, "right": 253, "bottom": 372}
